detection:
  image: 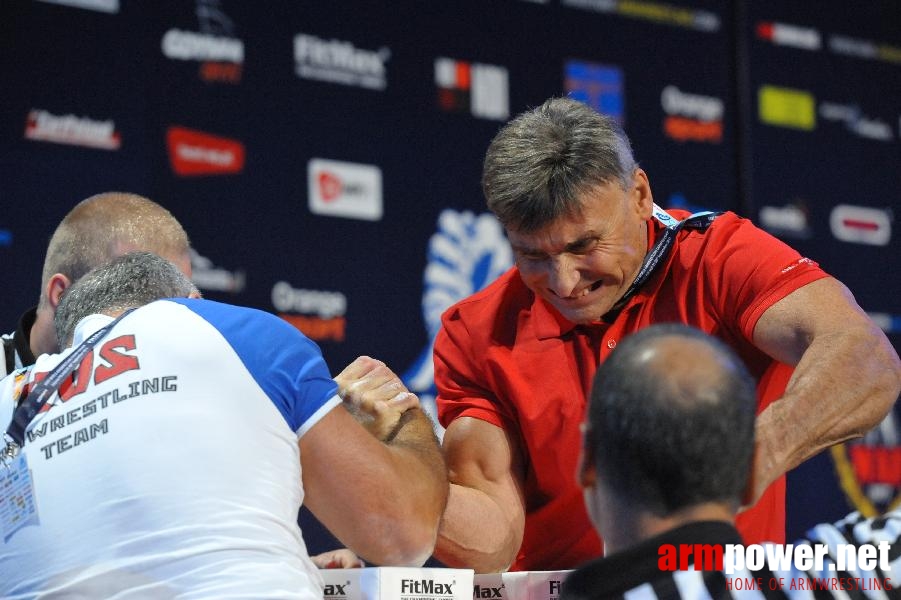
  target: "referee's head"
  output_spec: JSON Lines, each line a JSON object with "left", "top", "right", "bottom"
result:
{"left": 580, "top": 323, "right": 757, "bottom": 551}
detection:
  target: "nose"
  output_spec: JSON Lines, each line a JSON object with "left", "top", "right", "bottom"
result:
{"left": 546, "top": 255, "right": 581, "bottom": 298}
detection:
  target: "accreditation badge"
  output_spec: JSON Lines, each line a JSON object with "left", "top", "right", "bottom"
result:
{"left": 1, "top": 452, "right": 39, "bottom": 542}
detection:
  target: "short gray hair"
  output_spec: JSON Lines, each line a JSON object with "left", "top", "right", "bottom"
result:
{"left": 482, "top": 96, "right": 638, "bottom": 232}
{"left": 54, "top": 252, "right": 199, "bottom": 346}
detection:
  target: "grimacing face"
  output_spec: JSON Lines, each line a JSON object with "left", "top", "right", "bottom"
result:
{"left": 507, "top": 171, "right": 653, "bottom": 325}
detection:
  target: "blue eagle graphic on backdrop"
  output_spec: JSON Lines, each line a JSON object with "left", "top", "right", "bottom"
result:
{"left": 402, "top": 209, "right": 512, "bottom": 436}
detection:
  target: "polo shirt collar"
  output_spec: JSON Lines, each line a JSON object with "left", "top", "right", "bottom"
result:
{"left": 531, "top": 292, "right": 578, "bottom": 339}
{"left": 71, "top": 313, "right": 116, "bottom": 347}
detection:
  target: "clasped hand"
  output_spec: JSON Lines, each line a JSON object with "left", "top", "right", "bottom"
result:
{"left": 334, "top": 356, "right": 420, "bottom": 441}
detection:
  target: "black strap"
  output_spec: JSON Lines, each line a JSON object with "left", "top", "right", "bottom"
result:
{"left": 601, "top": 211, "right": 721, "bottom": 322}
{"left": 2, "top": 336, "right": 15, "bottom": 376}
{"left": 4, "top": 309, "right": 135, "bottom": 449}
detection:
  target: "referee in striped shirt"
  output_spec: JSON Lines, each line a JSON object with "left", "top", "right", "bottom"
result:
{"left": 562, "top": 324, "right": 899, "bottom": 600}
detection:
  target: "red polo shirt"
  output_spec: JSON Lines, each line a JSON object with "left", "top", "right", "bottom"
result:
{"left": 435, "top": 210, "right": 829, "bottom": 571}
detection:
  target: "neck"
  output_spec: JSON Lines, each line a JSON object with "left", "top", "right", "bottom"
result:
{"left": 635, "top": 218, "right": 651, "bottom": 274}
{"left": 600, "top": 220, "right": 652, "bottom": 322}
{"left": 601, "top": 502, "right": 735, "bottom": 554}
{"left": 30, "top": 306, "right": 60, "bottom": 358}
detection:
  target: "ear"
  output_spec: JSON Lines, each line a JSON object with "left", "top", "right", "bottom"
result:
{"left": 46, "top": 273, "right": 72, "bottom": 310}
{"left": 188, "top": 290, "right": 202, "bottom": 299}
{"left": 631, "top": 168, "right": 654, "bottom": 221}
{"left": 173, "top": 252, "right": 193, "bottom": 279}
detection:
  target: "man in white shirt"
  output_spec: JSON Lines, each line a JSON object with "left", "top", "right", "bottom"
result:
{"left": 1, "top": 252, "right": 447, "bottom": 599}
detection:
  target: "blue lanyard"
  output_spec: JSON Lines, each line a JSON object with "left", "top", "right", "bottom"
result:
{"left": 1, "top": 309, "right": 135, "bottom": 462}
{"left": 601, "top": 204, "right": 721, "bottom": 321}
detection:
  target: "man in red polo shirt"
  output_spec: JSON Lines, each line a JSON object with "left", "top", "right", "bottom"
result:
{"left": 432, "top": 97, "right": 901, "bottom": 573}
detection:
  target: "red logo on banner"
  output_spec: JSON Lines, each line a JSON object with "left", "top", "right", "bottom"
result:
{"left": 434, "top": 57, "right": 509, "bottom": 120}
{"left": 832, "top": 436, "right": 901, "bottom": 517}
{"left": 318, "top": 171, "right": 343, "bottom": 201}
{"left": 829, "top": 204, "right": 892, "bottom": 246}
{"left": 166, "top": 126, "right": 245, "bottom": 176}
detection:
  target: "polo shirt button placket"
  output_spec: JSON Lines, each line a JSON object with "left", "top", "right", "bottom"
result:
{"left": 606, "top": 339, "right": 616, "bottom": 349}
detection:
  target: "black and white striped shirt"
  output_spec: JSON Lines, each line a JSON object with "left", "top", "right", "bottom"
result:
{"left": 561, "top": 513, "right": 900, "bottom": 600}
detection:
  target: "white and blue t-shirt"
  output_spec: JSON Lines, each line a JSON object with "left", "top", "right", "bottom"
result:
{"left": 0, "top": 298, "right": 342, "bottom": 599}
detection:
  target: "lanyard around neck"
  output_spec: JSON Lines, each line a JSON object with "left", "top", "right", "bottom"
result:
{"left": 2, "top": 308, "right": 135, "bottom": 462}
{"left": 600, "top": 204, "right": 721, "bottom": 322}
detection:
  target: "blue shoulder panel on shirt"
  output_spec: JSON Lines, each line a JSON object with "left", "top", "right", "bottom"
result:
{"left": 165, "top": 298, "right": 338, "bottom": 432}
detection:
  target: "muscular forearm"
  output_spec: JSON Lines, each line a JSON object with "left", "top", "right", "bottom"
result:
{"left": 329, "top": 356, "right": 447, "bottom": 563}
{"left": 433, "top": 483, "right": 522, "bottom": 573}
{"left": 304, "top": 403, "right": 447, "bottom": 568}
{"left": 386, "top": 408, "right": 448, "bottom": 498}
{"left": 367, "top": 408, "right": 448, "bottom": 565}
{"left": 756, "top": 323, "right": 901, "bottom": 494}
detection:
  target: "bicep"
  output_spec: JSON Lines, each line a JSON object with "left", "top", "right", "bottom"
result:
{"left": 753, "top": 277, "right": 870, "bottom": 365}
{"left": 442, "top": 416, "right": 526, "bottom": 526}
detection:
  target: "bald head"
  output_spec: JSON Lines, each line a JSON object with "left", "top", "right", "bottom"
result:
{"left": 39, "top": 192, "right": 191, "bottom": 309}
{"left": 585, "top": 323, "right": 757, "bottom": 514}
{"left": 624, "top": 332, "right": 744, "bottom": 409}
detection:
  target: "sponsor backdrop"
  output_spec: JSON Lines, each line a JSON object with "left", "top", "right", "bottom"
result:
{"left": 1, "top": 0, "right": 898, "bottom": 558}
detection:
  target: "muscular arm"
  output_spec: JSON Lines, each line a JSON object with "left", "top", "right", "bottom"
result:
{"left": 433, "top": 417, "right": 526, "bottom": 573}
{"left": 300, "top": 401, "right": 447, "bottom": 566}
{"left": 749, "top": 277, "right": 901, "bottom": 502}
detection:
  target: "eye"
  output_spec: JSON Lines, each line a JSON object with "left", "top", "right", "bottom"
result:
{"left": 567, "top": 237, "right": 600, "bottom": 255}
{"left": 517, "top": 250, "right": 548, "bottom": 263}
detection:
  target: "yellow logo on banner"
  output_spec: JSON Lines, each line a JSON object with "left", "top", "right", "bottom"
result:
{"left": 758, "top": 85, "right": 816, "bottom": 130}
